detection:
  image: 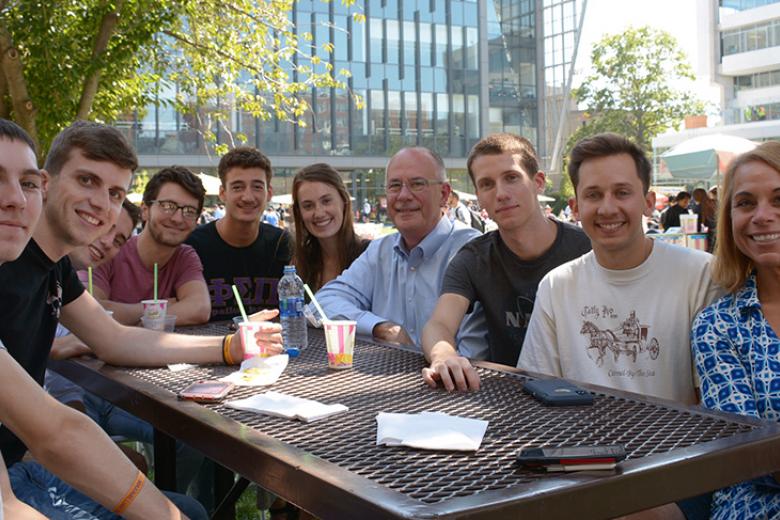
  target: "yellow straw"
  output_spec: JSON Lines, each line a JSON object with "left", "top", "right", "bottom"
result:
{"left": 303, "top": 284, "right": 328, "bottom": 321}
{"left": 88, "top": 266, "right": 93, "bottom": 296}
{"left": 232, "top": 285, "right": 249, "bottom": 322}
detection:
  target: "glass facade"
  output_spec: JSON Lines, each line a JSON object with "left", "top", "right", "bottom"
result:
{"left": 722, "top": 18, "right": 780, "bottom": 56}
{"left": 117, "top": 0, "right": 581, "bottom": 198}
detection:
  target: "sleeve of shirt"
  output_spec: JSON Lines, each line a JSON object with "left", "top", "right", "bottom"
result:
{"left": 315, "top": 242, "right": 387, "bottom": 337}
{"left": 173, "top": 246, "right": 206, "bottom": 290}
{"left": 440, "top": 247, "right": 477, "bottom": 304}
{"left": 517, "top": 275, "right": 562, "bottom": 376}
{"left": 61, "top": 259, "right": 85, "bottom": 305}
{"left": 92, "top": 258, "right": 113, "bottom": 297}
{"left": 691, "top": 306, "right": 780, "bottom": 490}
{"left": 276, "top": 230, "right": 293, "bottom": 265}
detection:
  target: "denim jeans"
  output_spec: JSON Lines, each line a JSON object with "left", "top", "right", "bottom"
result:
{"left": 8, "top": 460, "right": 208, "bottom": 520}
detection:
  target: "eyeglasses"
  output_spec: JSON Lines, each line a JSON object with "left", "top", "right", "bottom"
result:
{"left": 386, "top": 178, "right": 444, "bottom": 194}
{"left": 148, "top": 200, "right": 200, "bottom": 220}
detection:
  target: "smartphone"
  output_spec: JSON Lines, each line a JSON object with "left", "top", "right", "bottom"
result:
{"left": 178, "top": 380, "right": 234, "bottom": 403}
{"left": 516, "top": 445, "right": 626, "bottom": 467}
{"left": 523, "top": 378, "right": 594, "bottom": 406}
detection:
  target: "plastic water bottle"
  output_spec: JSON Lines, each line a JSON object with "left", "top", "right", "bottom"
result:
{"left": 278, "top": 265, "right": 307, "bottom": 351}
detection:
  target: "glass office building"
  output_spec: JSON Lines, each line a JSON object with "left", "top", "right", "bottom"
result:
{"left": 120, "top": 0, "right": 584, "bottom": 197}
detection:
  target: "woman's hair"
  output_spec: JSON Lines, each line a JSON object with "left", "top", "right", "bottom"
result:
{"left": 712, "top": 140, "right": 780, "bottom": 292}
{"left": 292, "top": 163, "right": 365, "bottom": 291}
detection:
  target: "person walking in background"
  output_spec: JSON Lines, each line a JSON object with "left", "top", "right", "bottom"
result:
{"left": 691, "top": 141, "right": 780, "bottom": 519}
{"left": 291, "top": 163, "right": 370, "bottom": 292}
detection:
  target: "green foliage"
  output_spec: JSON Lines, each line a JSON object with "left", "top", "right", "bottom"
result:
{"left": 567, "top": 26, "right": 708, "bottom": 153}
{"left": 0, "top": 0, "right": 360, "bottom": 157}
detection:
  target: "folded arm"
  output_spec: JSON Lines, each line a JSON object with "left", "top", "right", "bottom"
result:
{"left": 169, "top": 279, "right": 211, "bottom": 325}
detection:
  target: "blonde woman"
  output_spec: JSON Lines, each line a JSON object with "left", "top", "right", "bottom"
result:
{"left": 691, "top": 141, "right": 780, "bottom": 519}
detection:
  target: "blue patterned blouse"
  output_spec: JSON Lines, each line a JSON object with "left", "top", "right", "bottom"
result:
{"left": 691, "top": 273, "right": 780, "bottom": 520}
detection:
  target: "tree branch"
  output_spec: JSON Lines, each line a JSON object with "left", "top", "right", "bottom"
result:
{"left": 0, "top": 66, "right": 9, "bottom": 118}
{"left": 76, "top": 0, "right": 124, "bottom": 120}
{"left": 0, "top": 19, "right": 36, "bottom": 148}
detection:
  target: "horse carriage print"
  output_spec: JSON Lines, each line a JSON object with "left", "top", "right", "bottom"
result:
{"left": 579, "top": 311, "right": 660, "bottom": 366}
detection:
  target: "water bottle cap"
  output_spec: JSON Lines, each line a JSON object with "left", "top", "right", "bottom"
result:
{"left": 283, "top": 265, "right": 296, "bottom": 274}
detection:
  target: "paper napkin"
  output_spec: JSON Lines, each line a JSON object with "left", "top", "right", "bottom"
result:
{"left": 376, "top": 411, "right": 488, "bottom": 451}
{"left": 225, "top": 391, "right": 348, "bottom": 423}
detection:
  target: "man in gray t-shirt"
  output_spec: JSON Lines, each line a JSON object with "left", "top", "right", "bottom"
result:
{"left": 421, "top": 133, "right": 590, "bottom": 391}
{"left": 441, "top": 219, "right": 590, "bottom": 367}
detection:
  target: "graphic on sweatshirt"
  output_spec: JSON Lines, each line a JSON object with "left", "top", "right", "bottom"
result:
{"left": 579, "top": 310, "right": 660, "bottom": 366}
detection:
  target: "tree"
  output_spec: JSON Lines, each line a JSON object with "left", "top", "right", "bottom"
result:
{"left": 0, "top": 0, "right": 359, "bottom": 158}
{"left": 567, "top": 26, "right": 707, "bottom": 153}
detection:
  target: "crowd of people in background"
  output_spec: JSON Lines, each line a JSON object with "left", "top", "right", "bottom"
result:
{"left": 1, "top": 116, "right": 779, "bottom": 520}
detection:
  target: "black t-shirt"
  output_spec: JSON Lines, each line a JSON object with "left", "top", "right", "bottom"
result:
{"left": 441, "top": 220, "right": 591, "bottom": 367}
{"left": 186, "top": 221, "right": 292, "bottom": 321}
{"left": 0, "top": 240, "right": 84, "bottom": 465}
{"left": 663, "top": 205, "right": 688, "bottom": 229}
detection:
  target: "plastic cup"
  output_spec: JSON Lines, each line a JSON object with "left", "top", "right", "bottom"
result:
{"left": 142, "top": 299, "right": 168, "bottom": 320}
{"left": 238, "top": 321, "right": 267, "bottom": 360}
{"left": 141, "top": 314, "right": 177, "bottom": 332}
{"left": 323, "top": 320, "right": 356, "bottom": 369}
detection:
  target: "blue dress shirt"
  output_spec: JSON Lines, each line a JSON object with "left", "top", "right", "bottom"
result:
{"left": 316, "top": 216, "right": 488, "bottom": 355}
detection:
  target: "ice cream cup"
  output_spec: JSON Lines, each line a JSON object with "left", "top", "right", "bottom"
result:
{"left": 323, "top": 320, "right": 356, "bottom": 369}
{"left": 239, "top": 321, "right": 268, "bottom": 359}
{"left": 141, "top": 299, "right": 168, "bottom": 320}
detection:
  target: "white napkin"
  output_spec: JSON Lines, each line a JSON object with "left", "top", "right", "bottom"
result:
{"left": 167, "top": 363, "right": 196, "bottom": 372}
{"left": 220, "top": 354, "right": 288, "bottom": 387}
{"left": 225, "top": 391, "right": 348, "bottom": 423}
{"left": 376, "top": 411, "right": 488, "bottom": 451}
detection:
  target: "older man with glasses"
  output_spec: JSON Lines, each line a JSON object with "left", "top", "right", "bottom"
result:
{"left": 315, "top": 147, "right": 487, "bottom": 352}
{"left": 92, "top": 166, "right": 211, "bottom": 326}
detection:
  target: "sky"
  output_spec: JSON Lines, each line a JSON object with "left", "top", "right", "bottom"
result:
{"left": 573, "top": 0, "right": 722, "bottom": 106}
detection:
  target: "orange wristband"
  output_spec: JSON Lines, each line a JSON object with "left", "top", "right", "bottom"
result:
{"left": 223, "top": 334, "right": 235, "bottom": 365}
{"left": 113, "top": 470, "right": 145, "bottom": 515}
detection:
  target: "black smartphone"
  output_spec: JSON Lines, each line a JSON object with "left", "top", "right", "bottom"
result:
{"left": 522, "top": 378, "right": 594, "bottom": 406}
{"left": 178, "top": 380, "right": 234, "bottom": 403}
{"left": 516, "top": 445, "right": 626, "bottom": 467}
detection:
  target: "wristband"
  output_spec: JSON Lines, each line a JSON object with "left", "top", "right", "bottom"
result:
{"left": 113, "top": 470, "right": 145, "bottom": 515}
{"left": 223, "top": 334, "right": 235, "bottom": 365}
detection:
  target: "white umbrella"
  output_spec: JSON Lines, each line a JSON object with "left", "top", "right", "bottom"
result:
{"left": 197, "top": 173, "right": 222, "bottom": 196}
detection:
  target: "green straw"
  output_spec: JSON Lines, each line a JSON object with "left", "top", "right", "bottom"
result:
{"left": 153, "top": 262, "right": 158, "bottom": 301}
{"left": 232, "top": 285, "right": 249, "bottom": 323}
{"left": 88, "top": 266, "right": 93, "bottom": 296}
{"left": 303, "top": 283, "right": 328, "bottom": 321}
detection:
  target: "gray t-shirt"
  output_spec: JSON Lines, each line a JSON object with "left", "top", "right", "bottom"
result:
{"left": 441, "top": 219, "right": 591, "bottom": 366}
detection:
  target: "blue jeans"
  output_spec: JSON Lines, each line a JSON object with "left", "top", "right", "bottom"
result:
{"left": 8, "top": 460, "right": 208, "bottom": 520}
{"left": 82, "top": 392, "right": 215, "bottom": 512}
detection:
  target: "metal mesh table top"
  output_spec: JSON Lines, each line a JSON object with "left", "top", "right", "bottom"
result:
{"left": 115, "top": 321, "right": 759, "bottom": 506}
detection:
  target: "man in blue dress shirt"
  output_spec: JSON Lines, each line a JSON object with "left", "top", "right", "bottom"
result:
{"left": 316, "top": 147, "right": 486, "bottom": 354}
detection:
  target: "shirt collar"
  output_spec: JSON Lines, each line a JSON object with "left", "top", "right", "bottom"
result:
{"left": 393, "top": 215, "right": 452, "bottom": 261}
{"left": 735, "top": 273, "right": 761, "bottom": 313}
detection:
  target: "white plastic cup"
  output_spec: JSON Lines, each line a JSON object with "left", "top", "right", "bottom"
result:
{"left": 323, "top": 320, "right": 356, "bottom": 369}
{"left": 238, "top": 321, "right": 266, "bottom": 360}
{"left": 141, "top": 314, "right": 176, "bottom": 332}
{"left": 141, "top": 299, "right": 168, "bottom": 320}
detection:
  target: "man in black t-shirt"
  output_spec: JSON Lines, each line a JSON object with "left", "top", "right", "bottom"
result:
{"left": 186, "top": 147, "right": 292, "bottom": 321}
{"left": 0, "top": 120, "right": 210, "bottom": 518}
{"left": 421, "top": 134, "right": 591, "bottom": 392}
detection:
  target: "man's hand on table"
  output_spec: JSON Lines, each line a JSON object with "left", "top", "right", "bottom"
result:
{"left": 372, "top": 321, "right": 414, "bottom": 345}
{"left": 49, "top": 335, "right": 93, "bottom": 360}
{"left": 228, "top": 309, "right": 284, "bottom": 363}
{"left": 422, "top": 351, "right": 481, "bottom": 392}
